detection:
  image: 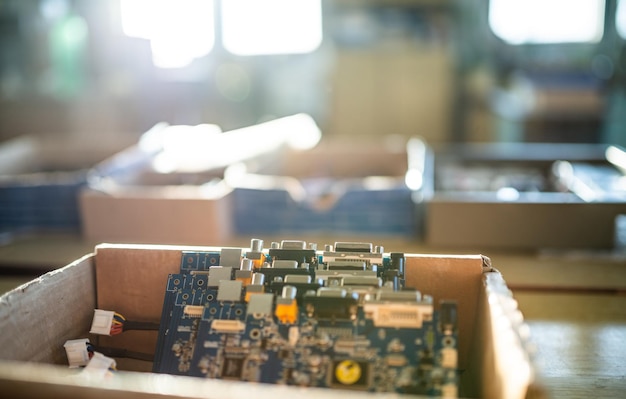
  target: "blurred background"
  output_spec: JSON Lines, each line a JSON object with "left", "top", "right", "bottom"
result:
{"left": 1, "top": 0, "right": 626, "bottom": 252}
{"left": 0, "top": 0, "right": 624, "bottom": 145}
{"left": 1, "top": 3, "right": 626, "bottom": 396}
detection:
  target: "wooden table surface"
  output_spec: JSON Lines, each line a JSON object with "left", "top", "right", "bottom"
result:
{"left": 1, "top": 233, "right": 625, "bottom": 398}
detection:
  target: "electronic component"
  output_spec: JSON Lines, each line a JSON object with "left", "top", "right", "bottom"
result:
{"left": 89, "top": 309, "right": 159, "bottom": 336}
{"left": 64, "top": 338, "right": 154, "bottom": 368}
{"left": 90, "top": 309, "right": 115, "bottom": 335}
{"left": 83, "top": 352, "right": 117, "bottom": 377}
{"left": 220, "top": 248, "right": 244, "bottom": 268}
{"left": 152, "top": 273, "right": 211, "bottom": 374}
{"left": 274, "top": 286, "right": 299, "bottom": 324}
{"left": 303, "top": 287, "right": 359, "bottom": 320}
{"left": 332, "top": 359, "right": 369, "bottom": 388}
{"left": 180, "top": 251, "right": 220, "bottom": 274}
{"left": 152, "top": 240, "right": 459, "bottom": 396}
{"left": 267, "top": 240, "right": 318, "bottom": 272}
{"left": 235, "top": 259, "right": 254, "bottom": 285}
{"left": 64, "top": 338, "right": 91, "bottom": 368}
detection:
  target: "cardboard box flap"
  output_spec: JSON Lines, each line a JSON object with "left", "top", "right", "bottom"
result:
{"left": 0, "top": 254, "right": 96, "bottom": 363}
{"left": 0, "top": 360, "right": 427, "bottom": 399}
{"left": 405, "top": 253, "right": 486, "bottom": 373}
{"left": 484, "top": 271, "right": 538, "bottom": 399}
{"left": 471, "top": 270, "right": 544, "bottom": 399}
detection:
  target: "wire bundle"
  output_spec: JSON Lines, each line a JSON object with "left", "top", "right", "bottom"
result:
{"left": 86, "top": 342, "right": 153, "bottom": 363}
{"left": 109, "top": 312, "right": 126, "bottom": 336}
{"left": 107, "top": 311, "right": 160, "bottom": 336}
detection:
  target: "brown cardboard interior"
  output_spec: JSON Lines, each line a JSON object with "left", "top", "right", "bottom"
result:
{"left": 404, "top": 254, "right": 486, "bottom": 372}
{"left": 0, "top": 244, "right": 537, "bottom": 399}
{"left": 251, "top": 138, "right": 410, "bottom": 180}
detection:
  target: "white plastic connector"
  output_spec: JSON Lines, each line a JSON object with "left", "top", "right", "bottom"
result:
{"left": 83, "top": 352, "right": 116, "bottom": 377}
{"left": 441, "top": 383, "right": 458, "bottom": 399}
{"left": 63, "top": 338, "right": 90, "bottom": 368}
{"left": 441, "top": 347, "right": 458, "bottom": 368}
{"left": 183, "top": 305, "right": 204, "bottom": 317}
{"left": 89, "top": 309, "right": 114, "bottom": 335}
{"left": 210, "top": 319, "right": 246, "bottom": 333}
{"left": 363, "top": 303, "right": 432, "bottom": 328}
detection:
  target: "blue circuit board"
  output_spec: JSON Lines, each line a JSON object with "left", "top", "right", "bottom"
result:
{"left": 153, "top": 240, "right": 458, "bottom": 396}
{"left": 179, "top": 251, "right": 221, "bottom": 274}
{"left": 152, "top": 273, "right": 213, "bottom": 373}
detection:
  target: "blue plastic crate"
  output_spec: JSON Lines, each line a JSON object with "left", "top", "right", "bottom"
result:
{"left": 230, "top": 138, "right": 430, "bottom": 237}
{"left": 232, "top": 184, "right": 417, "bottom": 236}
{"left": 0, "top": 172, "right": 87, "bottom": 233}
{"left": 0, "top": 134, "right": 139, "bottom": 235}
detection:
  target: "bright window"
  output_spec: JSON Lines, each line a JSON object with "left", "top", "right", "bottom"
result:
{"left": 120, "top": 0, "right": 215, "bottom": 69}
{"left": 489, "top": 0, "right": 605, "bottom": 44}
{"left": 618, "top": 0, "right": 626, "bottom": 39}
{"left": 120, "top": 0, "right": 322, "bottom": 67}
{"left": 221, "top": 0, "right": 322, "bottom": 56}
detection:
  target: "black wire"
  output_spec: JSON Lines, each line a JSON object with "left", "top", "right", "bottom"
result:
{"left": 89, "top": 344, "right": 154, "bottom": 362}
{"left": 122, "top": 321, "right": 161, "bottom": 331}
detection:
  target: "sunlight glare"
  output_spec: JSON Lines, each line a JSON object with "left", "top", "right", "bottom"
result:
{"left": 222, "top": 0, "right": 322, "bottom": 55}
{"left": 489, "top": 0, "right": 604, "bottom": 44}
{"left": 120, "top": 0, "right": 214, "bottom": 68}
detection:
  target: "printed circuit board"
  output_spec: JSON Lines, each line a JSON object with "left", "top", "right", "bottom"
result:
{"left": 153, "top": 239, "right": 458, "bottom": 396}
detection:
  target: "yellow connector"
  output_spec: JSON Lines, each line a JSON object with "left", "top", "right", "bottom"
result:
{"left": 236, "top": 274, "right": 253, "bottom": 287}
{"left": 274, "top": 299, "right": 298, "bottom": 324}
{"left": 250, "top": 257, "right": 265, "bottom": 270}
{"left": 244, "top": 289, "right": 262, "bottom": 303}
{"left": 244, "top": 273, "right": 266, "bottom": 302}
{"left": 235, "top": 276, "right": 252, "bottom": 287}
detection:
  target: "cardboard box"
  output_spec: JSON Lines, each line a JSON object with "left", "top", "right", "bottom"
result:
{"left": 79, "top": 123, "right": 234, "bottom": 246}
{"left": 0, "top": 243, "right": 542, "bottom": 398}
{"left": 80, "top": 115, "right": 323, "bottom": 245}
{"left": 229, "top": 137, "right": 431, "bottom": 237}
{"left": 426, "top": 143, "right": 626, "bottom": 250}
{"left": 0, "top": 135, "right": 134, "bottom": 234}
{"left": 80, "top": 184, "right": 233, "bottom": 246}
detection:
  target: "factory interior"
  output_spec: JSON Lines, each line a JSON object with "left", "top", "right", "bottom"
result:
{"left": 0, "top": 0, "right": 625, "bottom": 398}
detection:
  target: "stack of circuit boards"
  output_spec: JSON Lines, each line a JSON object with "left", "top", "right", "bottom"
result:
{"left": 153, "top": 239, "right": 458, "bottom": 397}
